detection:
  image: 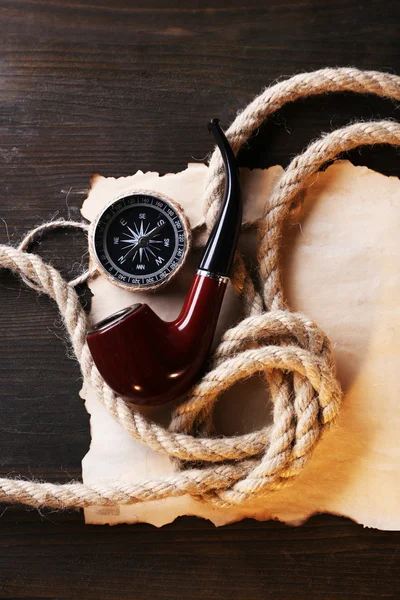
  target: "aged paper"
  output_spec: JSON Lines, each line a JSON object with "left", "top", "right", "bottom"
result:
{"left": 81, "top": 161, "right": 400, "bottom": 530}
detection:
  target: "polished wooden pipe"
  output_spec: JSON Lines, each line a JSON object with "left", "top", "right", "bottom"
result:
{"left": 87, "top": 119, "right": 241, "bottom": 405}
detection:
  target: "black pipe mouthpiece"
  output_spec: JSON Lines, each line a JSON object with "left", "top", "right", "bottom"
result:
{"left": 198, "top": 119, "right": 242, "bottom": 278}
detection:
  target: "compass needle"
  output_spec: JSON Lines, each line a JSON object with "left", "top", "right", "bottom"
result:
{"left": 127, "top": 226, "right": 139, "bottom": 239}
{"left": 121, "top": 237, "right": 137, "bottom": 243}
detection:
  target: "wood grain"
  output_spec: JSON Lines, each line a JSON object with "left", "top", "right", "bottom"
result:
{"left": 0, "top": 0, "right": 400, "bottom": 598}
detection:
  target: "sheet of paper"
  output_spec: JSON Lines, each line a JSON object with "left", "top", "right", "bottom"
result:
{"left": 81, "top": 161, "right": 400, "bottom": 530}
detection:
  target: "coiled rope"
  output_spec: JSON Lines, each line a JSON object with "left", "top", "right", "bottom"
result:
{"left": 1, "top": 67, "right": 399, "bottom": 509}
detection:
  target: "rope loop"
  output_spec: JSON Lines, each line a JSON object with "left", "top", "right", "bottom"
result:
{"left": 17, "top": 219, "right": 97, "bottom": 291}
{"left": 0, "top": 67, "right": 400, "bottom": 508}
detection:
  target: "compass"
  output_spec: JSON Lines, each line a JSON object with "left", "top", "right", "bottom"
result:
{"left": 90, "top": 191, "right": 191, "bottom": 290}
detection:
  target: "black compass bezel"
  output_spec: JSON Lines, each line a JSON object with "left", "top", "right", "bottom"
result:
{"left": 92, "top": 192, "right": 189, "bottom": 289}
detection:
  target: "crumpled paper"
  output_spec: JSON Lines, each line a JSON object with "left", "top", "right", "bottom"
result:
{"left": 81, "top": 161, "right": 400, "bottom": 530}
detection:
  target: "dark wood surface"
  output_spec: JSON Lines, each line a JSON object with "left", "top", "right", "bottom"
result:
{"left": 0, "top": 1, "right": 400, "bottom": 598}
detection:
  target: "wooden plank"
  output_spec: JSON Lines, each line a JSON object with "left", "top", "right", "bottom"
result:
{"left": 0, "top": 1, "right": 399, "bottom": 597}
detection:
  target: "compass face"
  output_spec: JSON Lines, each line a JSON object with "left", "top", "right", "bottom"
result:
{"left": 92, "top": 193, "right": 188, "bottom": 289}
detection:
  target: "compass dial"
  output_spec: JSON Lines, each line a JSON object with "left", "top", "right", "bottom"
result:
{"left": 91, "top": 192, "right": 190, "bottom": 290}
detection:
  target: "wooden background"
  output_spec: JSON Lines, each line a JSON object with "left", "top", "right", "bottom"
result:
{"left": 1, "top": 1, "right": 400, "bottom": 598}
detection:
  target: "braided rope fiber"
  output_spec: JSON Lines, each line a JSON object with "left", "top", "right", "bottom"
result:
{"left": 1, "top": 67, "right": 400, "bottom": 509}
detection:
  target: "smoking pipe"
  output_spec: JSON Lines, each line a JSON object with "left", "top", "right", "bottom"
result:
{"left": 87, "top": 119, "right": 241, "bottom": 405}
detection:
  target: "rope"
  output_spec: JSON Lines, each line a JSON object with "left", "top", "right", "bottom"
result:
{"left": 17, "top": 219, "right": 98, "bottom": 290}
{"left": 0, "top": 67, "right": 399, "bottom": 509}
